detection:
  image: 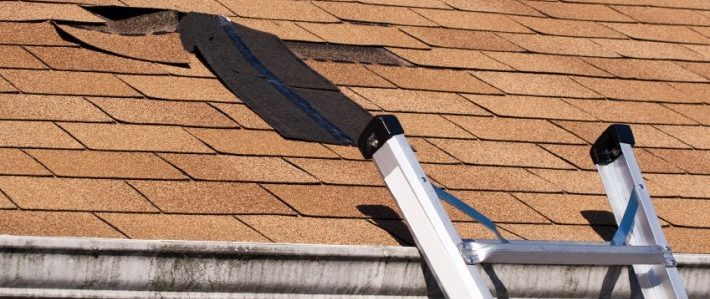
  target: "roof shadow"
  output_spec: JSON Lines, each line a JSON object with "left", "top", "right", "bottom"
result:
{"left": 581, "top": 210, "right": 617, "bottom": 241}
{"left": 357, "top": 204, "right": 411, "bottom": 246}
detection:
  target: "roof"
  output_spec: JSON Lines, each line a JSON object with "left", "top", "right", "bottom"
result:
{"left": 0, "top": 0, "right": 708, "bottom": 254}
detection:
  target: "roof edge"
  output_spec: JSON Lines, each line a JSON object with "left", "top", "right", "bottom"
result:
{"left": 1, "top": 235, "right": 708, "bottom": 298}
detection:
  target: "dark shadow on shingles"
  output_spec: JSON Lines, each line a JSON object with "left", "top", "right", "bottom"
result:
{"left": 581, "top": 210, "right": 617, "bottom": 241}
{"left": 358, "top": 205, "right": 411, "bottom": 246}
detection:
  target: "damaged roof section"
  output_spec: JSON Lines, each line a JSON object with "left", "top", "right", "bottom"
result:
{"left": 0, "top": 0, "right": 708, "bottom": 254}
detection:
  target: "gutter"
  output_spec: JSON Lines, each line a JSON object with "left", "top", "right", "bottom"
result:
{"left": 0, "top": 236, "right": 708, "bottom": 298}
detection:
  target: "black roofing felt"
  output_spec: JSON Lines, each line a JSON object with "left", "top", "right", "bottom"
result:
{"left": 178, "top": 13, "right": 372, "bottom": 145}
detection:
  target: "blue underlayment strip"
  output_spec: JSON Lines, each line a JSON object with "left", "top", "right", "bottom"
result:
{"left": 218, "top": 17, "right": 352, "bottom": 144}
{"left": 434, "top": 187, "right": 509, "bottom": 243}
{"left": 611, "top": 188, "right": 639, "bottom": 246}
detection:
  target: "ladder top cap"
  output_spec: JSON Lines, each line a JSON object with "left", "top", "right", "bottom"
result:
{"left": 590, "top": 124, "right": 635, "bottom": 165}
{"left": 358, "top": 115, "right": 404, "bottom": 159}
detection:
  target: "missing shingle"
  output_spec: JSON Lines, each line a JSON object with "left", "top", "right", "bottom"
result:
{"left": 286, "top": 41, "right": 408, "bottom": 66}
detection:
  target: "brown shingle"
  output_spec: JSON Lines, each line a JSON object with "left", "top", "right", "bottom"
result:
{"left": 523, "top": 1, "right": 634, "bottom": 22}
{"left": 454, "top": 222, "right": 520, "bottom": 241}
{"left": 685, "top": 44, "right": 710, "bottom": 61}
{"left": 305, "top": 61, "right": 394, "bottom": 88}
{"left": 656, "top": 125, "right": 710, "bottom": 149}
{"left": 665, "top": 227, "right": 710, "bottom": 253}
{"left": 668, "top": 83, "right": 710, "bottom": 104}
{"left": 211, "top": 103, "right": 272, "bottom": 130}
{"left": 0, "top": 148, "right": 50, "bottom": 176}
{"left": 27, "top": 47, "right": 166, "bottom": 74}
{"left": 465, "top": 95, "right": 595, "bottom": 120}
{"left": 582, "top": 58, "right": 708, "bottom": 82}
{"left": 0, "top": 76, "right": 15, "bottom": 92}
{"left": 286, "top": 158, "right": 382, "bottom": 186}
{"left": 424, "top": 164, "right": 561, "bottom": 192}
{"left": 368, "top": 66, "right": 502, "bottom": 94}
{"left": 118, "top": 75, "right": 238, "bottom": 102}
{"left": 231, "top": 18, "right": 322, "bottom": 42}
{"left": 413, "top": 9, "right": 532, "bottom": 33}
{"left": 612, "top": 6, "right": 710, "bottom": 26}
{"left": 510, "top": 16, "right": 625, "bottom": 38}
{"left": 396, "top": 113, "right": 475, "bottom": 138}
{"left": 160, "top": 55, "right": 216, "bottom": 78}
{"left": 648, "top": 149, "right": 710, "bottom": 174}
{"left": 442, "top": 0, "right": 543, "bottom": 16}
{"left": 0, "top": 94, "right": 111, "bottom": 122}
{"left": 447, "top": 116, "right": 585, "bottom": 144}
{"left": 264, "top": 184, "right": 397, "bottom": 218}
{"left": 431, "top": 139, "right": 573, "bottom": 169}
{"left": 129, "top": 181, "right": 294, "bottom": 214}
{"left": 542, "top": 144, "right": 683, "bottom": 173}
{"left": 645, "top": 174, "right": 710, "bottom": 198}
{"left": 60, "top": 123, "right": 212, "bottom": 153}
{"left": 529, "top": 169, "right": 605, "bottom": 194}
{"left": 389, "top": 48, "right": 512, "bottom": 70}
{"left": 572, "top": 77, "right": 701, "bottom": 103}
{"left": 351, "top": 87, "right": 490, "bottom": 115}
{"left": 411, "top": 138, "right": 460, "bottom": 164}
{"left": 483, "top": 52, "right": 612, "bottom": 77}
{"left": 56, "top": 25, "right": 190, "bottom": 65}
{"left": 359, "top": 0, "right": 450, "bottom": 9}
{"left": 554, "top": 121, "right": 691, "bottom": 148}
{"left": 100, "top": 213, "right": 268, "bottom": 241}
{"left": 399, "top": 27, "right": 524, "bottom": 51}
{"left": 314, "top": 2, "right": 435, "bottom": 26}
{"left": 655, "top": 198, "right": 710, "bottom": 227}
{"left": 121, "top": 0, "right": 233, "bottom": 15}
{"left": 322, "top": 144, "right": 366, "bottom": 161}
{"left": 592, "top": 39, "right": 705, "bottom": 61}
{"left": 472, "top": 72, "right": 600, "bottom": 98}
{"left": 0, "top": 121, "right": 82, "bottom": 149}
{"left": 0, "top": 210, "right": 124, "bottom": 238}
{"left": 514, "top": 193, "right": 615, "bottom": 225}
{"left": 162, "top": 154, "right": 317, "bottom": 183}
{"left": 239, "top": 215, "right": 401, "bottom": 245}
{"left": 448, "top": 191, "right": 548, "bottom": 223}
{"left": 565, "top": 99, "right": 697, "bottom": 125}
{"left": 28, "top": 150, "right": 186, "bottom": 179}
{"left": 89, "top": 98, "right": 237, "bottom": 127}
{"left": 0, "top": 22, "right": 73, "bottom": 46}
{"left": 0, "top": 177, "right": 156, "bottom": 212}
{"left": 0, "top": 46, "right": 46, "bottom": 69}
{"left": 0, "top": 70, "right": 139, "bottom": 97}
{"left": 298, "top": 23, "right": 428, "bottom": 48}
{"left": 221, "top": 0, "right": 338, "bottom": 22}
{"left": 500, "top": 33, "right": 619, "bottom": 57}
{"left": 501, "top": 223, "right": 614, "bottom": 242}
{"left": 604, "top": 23, "right": 710, "bottom": 44}
{"left": 0, "top": 2, "right": 104, "bottom": 22}
{"left": 0, "top": 191, "right": 14, "bottom": 209}
{"left": 664, "top": 103, "right": 710, "bottom": 125}
{"left": 340, "top": 87, "right": 382, "bottom": 111}
{"left": 188, "top": 129, "right": 336, "bottom": 158}
{"left": 675, "top": 62, "right": 710, "bottom": 80}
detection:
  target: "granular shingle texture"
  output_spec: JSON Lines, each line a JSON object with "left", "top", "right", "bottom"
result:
{"left": 0, "top": 1, "right": 708, "bottom": 253}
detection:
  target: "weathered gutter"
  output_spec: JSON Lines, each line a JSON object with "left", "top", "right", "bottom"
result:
{"left": 0, "top": 235, "right": 708, "bottom": 298}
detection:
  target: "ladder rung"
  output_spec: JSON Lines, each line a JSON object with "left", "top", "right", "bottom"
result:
{"left": 461, "top": 240, "right": 669, "bottom": 266}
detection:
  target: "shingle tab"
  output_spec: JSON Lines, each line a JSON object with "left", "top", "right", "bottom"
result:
{"left": 442, "top": 0, "right": 544, "bottom": 16}
{"left": 0, "top": 70, "right": 139, "bottom": 97}
{"left": 502, "top": 33, "right": 620, "bottom": 57}
{"left": 286, "top": 158, "right": 383, "bottom": 186}
{"left": 396, "top": 113, "right": 475, "bottom": 138}
{"left": 314, "top": 2, "right": 435, "bottom": 26}
{"left": 582, "top": 58, "right": 708, "bottom": 82}
{"left": 0, "top": 46, "right": 46, "bottom": 69}
{"left": 430, "top": 139, "right": 573, "bottom": 169}
{"left": 0, "top": 121, "right": 82, "bottom": 149}
{"left": 188, "top": 129, "right": 337, "bottom": 158}
{"left": 665, "top": 227, "right": 710, "bottom": 253}
{"left": 656, "top": 125, "right": 710, "bottom": 149}
{"left": 232, "top": 18, "right": 322, "bottom": 42}
{"left": 656, "top": 198, "right": 710, "bottom": 227}
{"left": 446, "top": 116, "right": 585, "bottom": 144}
{"left": 565, "top": 99, "right": 697, "bottom": 124}
{"left": 514, "top": 193, "right": 615, "bottom": 225}
{"left": 483, "top": 52, "right": 612, "bottom": 77}
{"left": 592, "top": 39, "right": 705, "bottom": 61}
{"left": 162, "top": 154, "right": 317, "bottom": 183}
{"left": 529, "top": 169, "right": 605, "bottom": 194}
{"left": 0, "top": 177, "right": 156, "bottom": 212}
{"left": 368, "top": 66, "right": 502, "bottom": 94}
{"left": 448, "top": 191, "right": 549, "bottom": 223}
{"left": 305, "top": 61, "right": 394, "bottom": 88}
{"left": 60, "top": 123, "right": 213, "bottom": 153}
{"left": 211, "top": 103, "right": 272, "bottom": 130}
{"left": 0, "top": 1, "right": 104, "bottom": 22}
{"left": 28, "top": 150, "right": 186, "bottom": 179}
{"left": 100, "top": 213, "right": 269, "bottom": 241}
{"left": 400, "top": 27, "right": 524, "bottom": 51}
{"left": 501, "top": 223, "right": 615, "bottom": 242}
{"left": 425, "top": 164, "right": 561, "bottom": 192}
{"left": 648, "top": 149, "right": 710, "bottom": 174}
{"left": 118, "top": 75, "right": 238, "bottom": 102}
{"left": 129, "top": 181, "right": 295, "bottom": 214}
{"left": 645, "top": 174, "right": 710, "bottom": 198}
{"left": 0, "top": 22, "right": 74, "bottom": 46}
{"left": 0, "top": 94, "right": 111, "bottom": 122}
{"left": 221, "top": 0, "right": 339, "bottom": 22}
{"left": 604, "top": 23, "right": 710, "bottom": 44}
{"left": 298, "top": 23, "right": 428, "bottom": 48}
{"left": 122, "top": 0, "right": 233, "bottom": 15}
{"left": 89, "top": 98, "right": 237, "bottom": 127}
{"left": 612, "top": 5, "right": 710, "bottom": 26}
{"left": 465, "top": 95, "right": 595, "bottom": 120}
{"left": 351, "top": 87, "right": 490, "bottom": 115}
{"left": 390, "top": 48, "right": 512, "bottom": 70}
{"left": 27, "top": 47, "right": 167, "bottom": 74}
{"left": 523, "top": 1, "right": 634, "bottom": 22}
{"left": 542, "top": 144, "right": 683, "bottom": 173}
{"left": 511, "top": 16, "right": 625, "bottom": 38}
{"left": 413, "top": 9, "right": 532, "bottom": 33}
{"left": 473, "top": 72, "right": 600, "bottom": 98}
{"left": 554, "top": 121, "right": 691, "bottom": 148}
{"left": 0, "top": 210, "right": 124, "bottom": 238}
{"left": 264, "top": 184, "right": 397, "bottom": 218}
{"left": 572, "top": 77, "right": 701, "bottom": 103}
{"left": 0, "top": 148, "right": 50, "bottom": 176}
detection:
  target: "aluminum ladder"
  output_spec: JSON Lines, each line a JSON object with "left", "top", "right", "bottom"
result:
{"left": 357, "top": 115, "right": 688, "bottom": 299}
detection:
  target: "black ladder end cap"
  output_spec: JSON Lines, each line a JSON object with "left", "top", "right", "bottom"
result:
{"left": 590, "top": 124, "right": 635, "bottom": 165}
{"left": 358, "top": 115, "right": 404, "bottom": 159}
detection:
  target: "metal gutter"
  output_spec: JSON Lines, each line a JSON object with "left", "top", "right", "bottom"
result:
{"left": 0, "top": 235, "right": 708, "bottom": 298}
